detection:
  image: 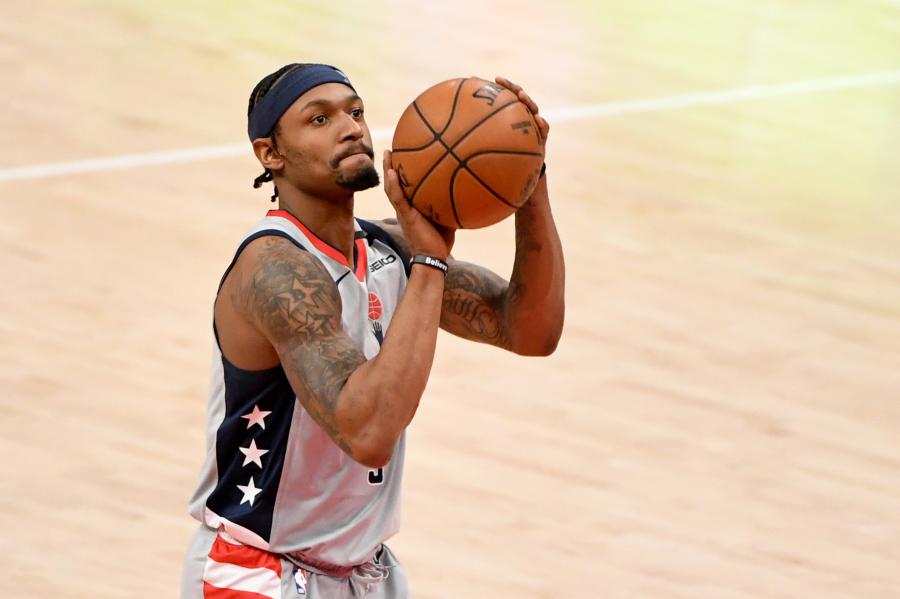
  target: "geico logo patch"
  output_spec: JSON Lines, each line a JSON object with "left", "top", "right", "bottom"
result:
{"left": 370, "top": 254, "right": 397, "bottom": 272}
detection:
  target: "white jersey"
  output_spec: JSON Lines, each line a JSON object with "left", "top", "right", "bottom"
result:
{"left": 188, "top": 209, "right": 410, "bottom": 570}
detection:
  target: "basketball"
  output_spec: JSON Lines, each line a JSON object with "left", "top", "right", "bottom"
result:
{"left": 391, "top": 77, "right": 544, "bottom": 229}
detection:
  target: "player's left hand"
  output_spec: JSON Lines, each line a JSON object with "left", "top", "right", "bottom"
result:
{"left": 495, "top": 76, "right": 550, "bottom": 147}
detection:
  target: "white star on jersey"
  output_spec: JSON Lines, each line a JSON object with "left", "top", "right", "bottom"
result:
{"left": 241, "top": 405, "right": 271, "bottom": 430}
{"left": 237, "top": 477, "right": 263, "bottom": 506}
{"left": 239, "top": 439, "right": 269, "bottom": 468}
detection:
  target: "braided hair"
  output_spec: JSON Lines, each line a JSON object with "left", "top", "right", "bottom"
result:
{"left": 247, "top": 63, "right": 310, "bottom": 202}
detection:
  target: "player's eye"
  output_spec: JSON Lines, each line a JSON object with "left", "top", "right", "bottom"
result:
{"left": 311, "top": 114, "right": 327, "bottom": 125}
{"left": 350, "top": 107, "right": 363, "bottom": 119}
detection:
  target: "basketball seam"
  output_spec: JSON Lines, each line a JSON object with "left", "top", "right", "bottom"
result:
{"left": 460, "top": 149, "right": 545, "bottom": 208}
{"left": 391, "top": 140, "right": 438, "bottom": 154}
{"left": 448, "top": 165, "right": 464, "bottom": 228}
{"left": 447, "top": 98, "right": 520, "bottom": 153}
{"left": 394, "top": 82, "right": 464, "bottom": 154}
{"left": 437, "top": 139, "right": 543, "bottom": 211}
{"left": 433, "top": 101, "right": 527, "bottom": 206}
{"left": 401, "top": 86, "right": 527, "bottom": 219}
{"left": 409, "top": 101, "right": 458, "bottom": 202}
{"left": 412, "top": 100, "right": 438, "bottom": 135}
{"left": 464, "top": 149, "right": 545, "bottom": 158}
{"left": 408, "top": 97, "right": 521, "bottom": 202}
{"left": 455, "top": 165, "right": 517, "bottom": 210}
{"left": 440, "top": 78, "right": 467, "bottom": 134}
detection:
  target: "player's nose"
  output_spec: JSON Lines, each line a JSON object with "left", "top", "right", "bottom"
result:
{"left": 339, "top": 112, "right": 364, "bottom": 142}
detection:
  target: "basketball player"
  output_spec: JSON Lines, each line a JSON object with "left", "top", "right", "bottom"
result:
{"left": 182, "top": 63, "right": 564, "bottom": 598}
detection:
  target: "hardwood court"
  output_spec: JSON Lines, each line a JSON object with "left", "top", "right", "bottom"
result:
{"left": 1, "top": 1, "right": 898, "bottom": 597}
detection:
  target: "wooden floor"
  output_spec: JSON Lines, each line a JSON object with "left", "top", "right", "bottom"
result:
{"left": 1, "top": 1, "right": 899, "bottom": 597}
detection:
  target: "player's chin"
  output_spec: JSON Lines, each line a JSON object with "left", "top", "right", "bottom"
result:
{"left": 336, "top": 160, "right": 380, "bottom": 191}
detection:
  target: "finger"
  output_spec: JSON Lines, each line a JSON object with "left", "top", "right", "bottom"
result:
{"left": 495, "top": 75, "right": 522, "bottom": 95}
{"left": 382, "top": 149, "right": 390, "bottom": 191}
{"left": 385, "top": 169, "right": 413, "bottom": 217}
{"left": 382, "top": 149, "right": 392, "bottom": 182}
{"left": 383, "top": 167, "right": 401, "bottom": 205}
{"left": 535, "top": 114, "right": 550, "bottom": 139}
{"left": 497, "top": 76, "right": 540, "bottom": 114}
{"left": 382, "top": 150, "right": 406, "bottom": 206}
{"left": 382, "top": 150, "right": 404, "bottom": 201}
{"left": 518, "top": 90, "right": 540, "bottom": 115}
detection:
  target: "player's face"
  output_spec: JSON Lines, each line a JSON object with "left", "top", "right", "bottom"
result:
{"left": 273, "top": 83, "right": 378, "bottom": 196}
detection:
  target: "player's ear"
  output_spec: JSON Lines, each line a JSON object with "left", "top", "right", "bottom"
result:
{"left": 253, "top": 137, "right": 284, "bottom": 171}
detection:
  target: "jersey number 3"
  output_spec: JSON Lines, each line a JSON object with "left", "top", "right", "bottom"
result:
{"left": 367, "top": 468, "right": 384, "bottom": 485}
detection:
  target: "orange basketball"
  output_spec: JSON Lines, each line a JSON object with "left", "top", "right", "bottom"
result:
{"left": 391, "top": 77, "right": 544, "bottom": 229}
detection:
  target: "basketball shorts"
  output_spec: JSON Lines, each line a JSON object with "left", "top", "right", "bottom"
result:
{"left": 181, "top": 525, "right": 409, "bottom": 598}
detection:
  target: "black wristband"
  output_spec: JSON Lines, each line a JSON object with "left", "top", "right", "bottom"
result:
{"left": 539, "top": 162, "right": 547, "bottom": 178}
{"left": 411, "top": 254, "right": 449, "bottom": 274}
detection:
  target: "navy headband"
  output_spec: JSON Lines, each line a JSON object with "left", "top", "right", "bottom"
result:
{"left": 247, "top": 64, "right": 356, "bottom": 141}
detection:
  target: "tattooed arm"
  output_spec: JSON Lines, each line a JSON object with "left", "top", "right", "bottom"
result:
{"left": 421, "top": 75, "right": 565, "bottom": 355}
{"left": 445, "top": 175, "right": 564, "bottom": 355}
{"left": 217, "top": 151, "right": 453, "bottom": 469}
{"left": 224, "top": 236, "right": 446, "bottom": 469}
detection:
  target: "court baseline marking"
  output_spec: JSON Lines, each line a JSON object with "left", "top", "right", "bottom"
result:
{"left": 1, "top": 68, "right": 898, "bottom": 183}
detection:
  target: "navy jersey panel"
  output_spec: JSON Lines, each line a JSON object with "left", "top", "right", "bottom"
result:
{"left": 205, "top": 356, "right": 296, "bottom": 542}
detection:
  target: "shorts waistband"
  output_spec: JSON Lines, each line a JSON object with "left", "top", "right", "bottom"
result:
{"left": 283, "top": 546, "right": 384, "bottom": 579}
{"left": 209, "top": 527, "right": 383, "bottom": 579}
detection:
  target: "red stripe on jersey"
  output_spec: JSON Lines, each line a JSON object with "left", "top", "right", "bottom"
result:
{"left": 353, "top": 236, "right": 368, "bottom": 282}
{"left": 203, "top": 581, "right": 274, "bottom": 599}
{"left": 208, "top": 535, "right": 282, "bottom": 576}
{"left": 267, "top": 209, "right": 369, "bottom": 281}
{"left": 267, "top": 209, "right": 349, "bottom": 268}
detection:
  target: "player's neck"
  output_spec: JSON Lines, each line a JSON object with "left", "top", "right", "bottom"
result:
{"left": 277, "top": 190, "right": 356, "bottom": 263}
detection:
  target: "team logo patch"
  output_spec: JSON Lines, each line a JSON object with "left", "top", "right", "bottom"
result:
{"left": 368, "top": 292, "right": 385, "bottom": 345}
{"left": 368, "top": 292, "right": 383, "bottom": 321}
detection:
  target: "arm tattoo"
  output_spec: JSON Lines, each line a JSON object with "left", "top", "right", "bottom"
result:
{"left": 376, "top": 218, "right": 536, "bottom": 349}
{"left": 260, "top": 265, "right": 335, "bottom": 342}
{"left": 441, "top": 263, "right": 512, "bottom": 349}
{"left": 241, "top": 237, "right": 366, "bottom": 456}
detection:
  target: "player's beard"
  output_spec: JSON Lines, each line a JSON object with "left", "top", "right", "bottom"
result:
{"left": 336, "top": 163, "right": 380, "bottom": 191}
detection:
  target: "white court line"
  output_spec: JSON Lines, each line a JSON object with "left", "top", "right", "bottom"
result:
{"left": 1, "top": 68, "right": 898, "bottom": 184}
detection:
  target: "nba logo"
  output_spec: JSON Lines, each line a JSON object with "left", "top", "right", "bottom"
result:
{"left": 294, "top": 567, "right": 308, "bottom": 595}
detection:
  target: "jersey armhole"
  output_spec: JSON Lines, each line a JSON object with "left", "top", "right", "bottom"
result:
{"left": 213, "top": 230, "right": 309, "bottom": 349}
{"left": 357, "top": 219, "right": 412, "bottom": 277}
{"left": 217, "top": 230, "right": 309, "bottom": 292}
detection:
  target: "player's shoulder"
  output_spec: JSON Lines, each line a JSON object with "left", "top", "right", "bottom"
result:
{"left": 240, "top": 232, "right": 308, "bottom": 262}
{"left": 232, "top": 233, "right": 334, "bottom": 294}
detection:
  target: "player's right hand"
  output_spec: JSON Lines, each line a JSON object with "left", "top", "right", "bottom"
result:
{"left": 383, "top": 149, "right": 455, "bottom": 261}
